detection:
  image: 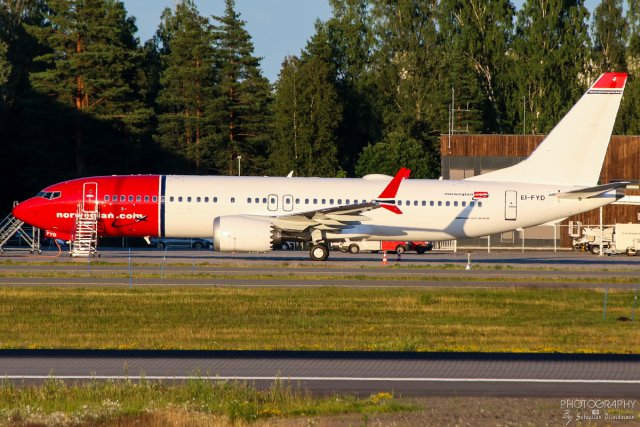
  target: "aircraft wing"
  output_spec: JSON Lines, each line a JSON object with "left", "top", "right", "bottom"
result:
{"left": 271, "top": 202, "right": 379, "bottom": 231}
{"left": 552, "top": 182, "right": 628, "bottom": 199}
{"left": 271, "top": 168, "right": 411, "bottom": 232}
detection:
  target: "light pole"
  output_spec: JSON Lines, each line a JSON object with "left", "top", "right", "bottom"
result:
{"left": 237, "top": 155, "right": 242, "bottom": 176}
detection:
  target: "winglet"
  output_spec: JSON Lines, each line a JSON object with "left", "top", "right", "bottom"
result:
{"left": 376, "top": 167, "right": 411, "bottom": 214}
{"left": 378, "top": 167, "right": 411, "bottom": 199}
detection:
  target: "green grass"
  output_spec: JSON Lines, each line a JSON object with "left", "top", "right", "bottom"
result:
{"left": 0, "top": 287, "right": 638, "bottom": 352}
{"left": 0, "top": 377, "right": 413, "bottom": 425}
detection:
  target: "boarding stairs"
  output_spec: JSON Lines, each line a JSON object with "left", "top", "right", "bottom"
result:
{"left": 0, "top": 205, "right": 41, "bottom": 254}
{"left": 70, "top": 202, "right": 99, "bottom": 257}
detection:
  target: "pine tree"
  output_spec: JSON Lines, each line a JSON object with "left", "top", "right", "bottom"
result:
{"left": 368, "top": 0, "right": 442, "bottom": 177}
{"left": 592, "top": 0, "right": 627, "bottom": 73}
{"left": 0, "top": 40, "right": 9, "bottom": 97}
{"left": 617, "top": 0, "right": 640, "bottom": 134}
{"left": 155, "top": 0, "right": 219, "bottom": 173}
{"left": 212, "top": 0, "right": 271, "bottom": 176}
{"left": 326, "top": 0, "right": 378, "bottom": 174}
{"left": 438, "top": 0, "right": 515, "bottom": 132}
{"left": 27, "top": 0, "right": 151, "bottom": 175}
{"left": 269, "top": 24, "right": 342, "bottom": 177}
{"left": 512, "top": 0, "right": 591, "bottom": 134}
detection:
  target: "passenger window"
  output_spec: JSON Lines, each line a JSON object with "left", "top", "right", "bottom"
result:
{"left": 120, "top": 196, "right": 126, "bottom": 202}
{"left": 127, "top": 196, "right": 132, "bottom": 202}
{"left": 187, "top": 197, "right": 192, "bottom": 202}
{"left": 113, "top": 195, "right": 117, "bottom": 201}
{"left": 346, "top": 199, "right": 350, "bottom": 204}
{"left": 197, "top": 197, "right": 201, "bottom": 202}
{"left": 438, "top": 201, "right": 442, "bottom": 206}
{"left": 104, "top": 195, "right": 110, "bottom": 201}
{"left": 322, "top": 199, "right": 326, "bottom": 204}
{"left": 337, "top": 199, "right": 342, "bottom": 205}
{"left": 270, "top": 197, "right": 276, "bottom": 204}
{"left": 330, "top": 199, "right": 334, "bottom": 205}
{"left": 247, "top": 197, "right": 251, "bottom": 203}
{"left": 262, "top": 198, "right": 267, "bottom": 203}
{"left": 231, "top": 197, "right": 235, "bottom": 203}
{"left": 178, "top": 197, "right": 183, "bottom": 202}
{"left": 213, "top": 197, "right": 218, "bottom": 203}
{"left": 170, "top": 196, "right": 174, "bottom": 202}
{"left": 305, "top": 199, "right": 309, "bottom": 204}
{"left": 470, "top": 201, "right": 475, "bottom": 206}
{"left": 204, "top": 197, "right": 209, "bottom": 203}
{"left": 136, "top": 195, "right": 141, "bottom": 202}
{"left": 295, "top": 198, "right": 300, "bottom": 204}
{"left": 313, "top": 198, "right": 318, "bottom": 204}
{"left": 422, "top": 201, "right": 426, "bottom": 206}
{"left": 478, "top": 201, "right": 483, "bottom": 207}
{"left": 414, "top": 201, "right": 418, "bottom": 206}
{"left": 398, "top": 200, "right": 403, "bottom": 206}
{"left": 255, "top": 198, "right": 259, "bottom": 203}
{"left": 454, "top": 201, "right": 458, "bottom": 207}
{"left": 446, "top": 201, "right": 450, "bottom": 207}
{"left": 430, "top": 201, "right": 434, "bottom": 206}
{"left": 144, "top": 196, "right": 150, "bottom": 202}
{"left": 462, "top": 201, "right": 466, "bottom": 207}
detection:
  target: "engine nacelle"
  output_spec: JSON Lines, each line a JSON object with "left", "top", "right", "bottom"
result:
{"left": 213, "top": 215, "right": 281, "bottom": 252}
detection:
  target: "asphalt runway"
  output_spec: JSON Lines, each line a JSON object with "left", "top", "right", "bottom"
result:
{"left": 1, "top": 350, "right": 639, "bottom": 397}
{"left": 1, "top": 249, "right": 639, "bottom": 397}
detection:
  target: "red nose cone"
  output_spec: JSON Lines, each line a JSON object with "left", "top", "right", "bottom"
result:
{"left": 12, "top": 199, "right": 38, "bottom": 226}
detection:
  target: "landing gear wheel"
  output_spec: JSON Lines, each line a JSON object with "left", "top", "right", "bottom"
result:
{"left": 348, "top": 244, "right": 360, "bottom": 254}
{"left": 309, "top": 243, "right": 329, "bottom": 261}
{"left": 193, "top": 241, "right": 204, "bottom": 249}
{"left": 416, "top": 246, "right": 426, "bottom": 255}
{"left": 590, "top": 245, "right": 601, "bottom": 255}
{"left": 395, "top": 245, "right": 406, "bottom": 255}
{"left": 627, "top": 247, "right": 637, "bottom": 257}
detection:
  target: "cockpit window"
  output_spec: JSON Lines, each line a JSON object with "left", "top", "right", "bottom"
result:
{"left": 37, "top": 191, "right": 61, "bottom": 200}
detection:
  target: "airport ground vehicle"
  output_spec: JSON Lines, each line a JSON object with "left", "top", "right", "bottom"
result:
{"left": 150, "top": 238, "right": 212, "bottom": 250}
{"left": 333, "top": 240, "right": 433, "bottom": 254}
{"left": 572, "top": 223, "right": 640, "bottom": 255}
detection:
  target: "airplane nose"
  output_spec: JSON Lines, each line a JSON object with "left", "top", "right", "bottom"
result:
{"left": 12, "top": 199, "right": 39, "bottom": 226}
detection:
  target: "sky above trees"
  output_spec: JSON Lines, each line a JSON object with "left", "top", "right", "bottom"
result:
{"left": 122, "top": 0, "right": 332, "bottom": 82}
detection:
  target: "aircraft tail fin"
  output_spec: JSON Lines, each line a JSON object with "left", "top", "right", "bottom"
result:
{"left": 467, "top": 72, "right": 627, "bottom": 186}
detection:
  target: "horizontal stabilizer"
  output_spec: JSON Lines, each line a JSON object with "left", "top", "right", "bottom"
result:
{"left": 552, "top": 182, "right": 628, "bottom": 199}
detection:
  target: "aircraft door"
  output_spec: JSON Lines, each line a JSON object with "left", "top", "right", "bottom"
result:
{"left": 83, "top": 182, "right": 98, "bottom": 212}
{"left": 283, "top": 194, "right": 293, "bottom": 212}
{"left": 267, "top": 194, "right": 278, "bottom": 211}
{"left": 505, "top": 190, "right": 517, "bottom": 220}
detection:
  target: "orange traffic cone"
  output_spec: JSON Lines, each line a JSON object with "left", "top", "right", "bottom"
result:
{"left": 382, "top": 251, "right": 388, "bottom": 265}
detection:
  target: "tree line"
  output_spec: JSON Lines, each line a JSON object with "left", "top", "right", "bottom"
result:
{"left": 0, "top": 0, "right": 639, "bottom": 209}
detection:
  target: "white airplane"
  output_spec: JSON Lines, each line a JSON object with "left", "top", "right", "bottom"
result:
{"left": 12, "top": 72, "right": 628, "bottom": 260}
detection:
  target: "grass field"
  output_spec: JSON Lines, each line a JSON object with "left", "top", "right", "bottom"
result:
{"left": 0, "top": 377, "right": 413, "bottom": 425}
{"left": 0, "top": 286, "right": 638, "bottom": 352}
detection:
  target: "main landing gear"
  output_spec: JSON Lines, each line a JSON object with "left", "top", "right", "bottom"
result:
{"left": 309, "top": 243, "right": 329, "bottom": 261}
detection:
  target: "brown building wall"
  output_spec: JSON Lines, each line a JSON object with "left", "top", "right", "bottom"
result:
{"left": 440, "top": 135, "right": 640, "bottom": 246}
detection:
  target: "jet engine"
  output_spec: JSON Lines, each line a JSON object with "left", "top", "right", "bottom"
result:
{"left": 213, "top": 215, "right": 283, "bottom": 252}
